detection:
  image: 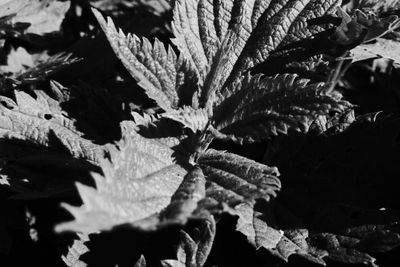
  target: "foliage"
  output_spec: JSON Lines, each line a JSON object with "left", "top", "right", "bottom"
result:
{"left": 1, "top": 0, "right": 400, "bottom": 267}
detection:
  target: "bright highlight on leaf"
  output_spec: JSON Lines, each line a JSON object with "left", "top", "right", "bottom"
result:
{"left": 56, "top": 131, "right": 188, "bottom": 233}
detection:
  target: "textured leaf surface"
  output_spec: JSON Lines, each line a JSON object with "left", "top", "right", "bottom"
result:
{"left": 198, "top": 149, "right": 281, "bottom": 208}
{"left": 57, "top": 131, "right": 188, "bottom": 233}
{"left": 162, "top": 106, "right": 209, "bottom": 133}
{"left": 93, "top": 9, "right": 197, "bottom": 110}
{"left": 170, "top": 0, "right": 343, "bottom": 109}
{"left": 213, "top": 73, "right": 351, "bottom": 142}
{"left": 0, "top": 90, "right": 103, "bottom": 163}
{"left": 93, "top": 0, "right": 346, "bottom": 141}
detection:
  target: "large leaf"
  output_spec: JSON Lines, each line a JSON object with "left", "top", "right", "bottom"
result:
{"left": 93, "top": 0, "right": 347, "bottom": 140}
{"left": 213, "top": 73, "right": 351, "bottom": 142}
{"left": 56, "top": 131, "right": 189, "bottom": 233}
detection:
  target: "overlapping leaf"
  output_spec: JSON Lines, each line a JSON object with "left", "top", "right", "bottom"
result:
{"left": 94, "top": 0, "right": 348, "bottom": 140}
{"left": 343, "top": 0, "right": 400, "bottom": 14}
{"left": 0, "top": 48, "right": 80, "bottom": 88}
{"left": 213, "top": 73, "right": 351, "bottom": 142}
{"left": 197, "top": 149, "right": 281, "bottom": 208}
{"left": 93, "top": 8, "right": 197, "bottom": 111}
{"left": 161, "top": 217, "right": 216, "bottom": 267}
{"left": 248, "top": 116, "right": 400, "bottom": 266}
{"left": 56, "top": 131, "right": 189, "bottom": 233}
{"left": 0, "top": 90, "right": 103, "bottom": 163}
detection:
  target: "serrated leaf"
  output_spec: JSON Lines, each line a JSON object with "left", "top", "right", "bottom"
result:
{"left": 62, "top": 234, "right": 90, "bottom": 267}
{"left": 161, "top": 217, "right": 216, "bottom": 267}
{"left": 92, "top": 8, "right": 197, "bottom": 111}
{"left": 0, "top": 90, "right": 104, "bottom": 163}
{"left": 162, "top": 106, "right": 209, "bottom": 133}
{"left": 235, "top": 203, "right": 328, "bottom": 265}
{"left": 0, "top": 48, "right": 80, "bottom": 87}
{"left": 198, "top": 149, "right": 281, "bottom": 207}
{"left": 257, "top": 117, "right": 400, "bottom": 266}
{"left": 56, "top": 131, "right": 188, "bottom": 233}
{"left": 213, "top": 73, "right": 351, "bottom": 142}
{"left": 93, "top": 0, "right": 346, "bottom": 142}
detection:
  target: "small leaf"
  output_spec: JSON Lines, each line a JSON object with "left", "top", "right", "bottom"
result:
{"left": 161, "top": 217, "right": 216, "bottom": 267}
{"left": 162, "top": 106, "right": 209, "bottom": 133}
{"left": 62, "top": 234, "right": 90, "bottom": 267}
{"left": 134, "top": 255, "right": 147, "bottom": 267}
{"left": 351, "top": 37, "right": 400, "bottom": 63}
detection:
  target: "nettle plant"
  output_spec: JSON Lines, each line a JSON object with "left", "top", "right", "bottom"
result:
{"left": 58, "top": 0, "right": 350, "bottom": 232}
{"left": 1, "top": 0, "right": 400, "bottom": 266}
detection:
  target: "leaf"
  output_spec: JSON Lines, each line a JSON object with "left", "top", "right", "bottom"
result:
{"left": 343, "top": 0, "right": 400, "bottom": 14}
{"left": 134, "top": 255, "right": 147, "bottom": 267}
{"left": 91, "top": 0, "right": 171, "bottom": 16}
{"left": 0, "top": 48, "right": 80, "bottom": 87}
{"left": 93, "top": 0, "right": 347, "bottom": 142}
{"left": 162, "top": 106, "right": 209, "bottom": 133}
{"left": 235, "top": 203, "right": 328, "bottom": 265}
{"left": 198, "top": 149, "right": 281, "bottom": 208}
{"left": 161, "top": 167, "right": 206, "bottom": 224}
{"left": 161, "top": 217, "right": 216, "bottom": 267}
{"left": 167, "top": 0, "right": 344, "bottom": 109}
{"left": 213, "top": 73, "right": 351, "bottom": 142}
{"left": 351, "top": 37, "right": 400, "bottom": 63}
{"left": 0, "top": 90, "right": 104, "bottom": 163}
{"left": 256, "top": 117, "right": 400, "bottom": 265}
{"left": 92, "top": 8, "right": 197, "bottom": 111}
{"left": 331, "top": 7, "right": 400, "bottom": 46}
{"left": 0, "top": 0, "right": 70, "bottom": 36}
{"left": 62, "top": 234, "right": 90, "bottom": 267}
{"left": 56, "top": 131, "right": 188, "bottom": 233}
